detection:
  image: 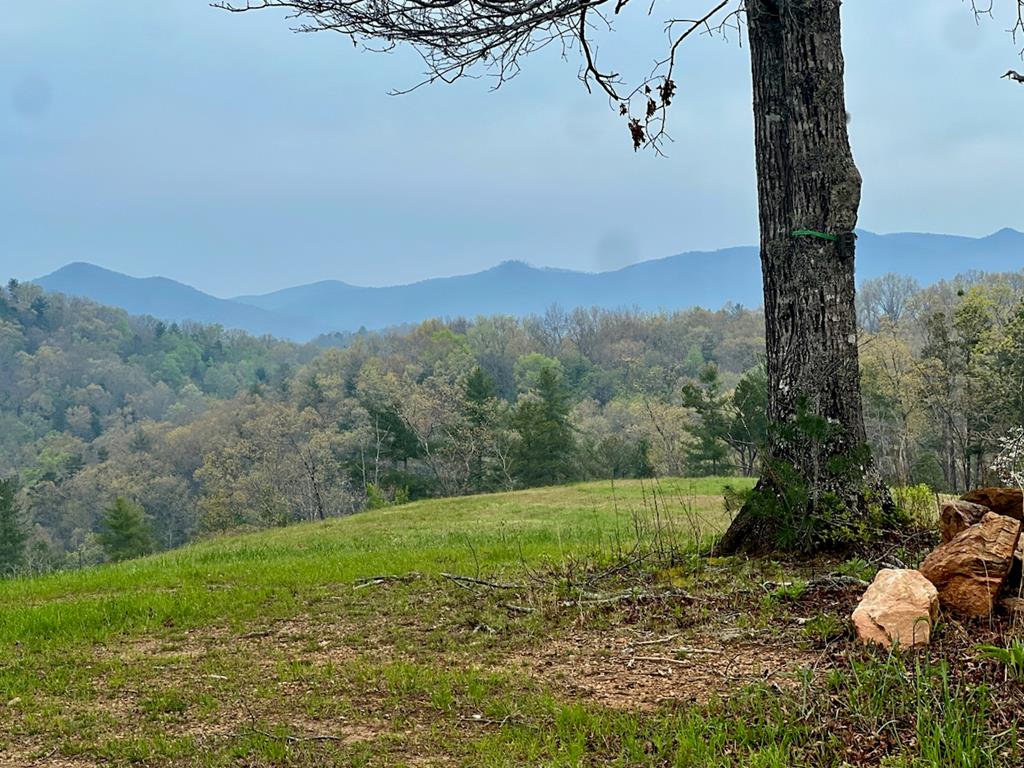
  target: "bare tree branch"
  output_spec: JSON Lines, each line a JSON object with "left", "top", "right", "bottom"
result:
{"left": 971, "top": 0, "right": 1024, "bottom": 59}
{"left": 214, "top": 0, "right": 740, "bottom": 152}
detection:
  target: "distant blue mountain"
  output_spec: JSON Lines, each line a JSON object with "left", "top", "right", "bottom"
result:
{"left": 35, "top": 262, "right": 315, "bottom": 338}
{"left": 34, "top": 229, "right": 1024, "bottom": 341}
{"left": 854, "top": 228, "right": 1024, "bottom": 283}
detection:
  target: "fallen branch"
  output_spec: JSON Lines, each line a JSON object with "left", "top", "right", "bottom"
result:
{"left": 570, "top": 587, "right": 694, "bottom": 606}
{"left": 630, "top": 655, "right": 691, "bottom": 666}
{"left": 461, "top": 713, "right": 513, "bottom": 726}
{"left": 441, "top": 572, "right": 524, "bottom": 590}
{"left": 353, "top": 573, "right": 421, "bottom": 589}
{"left": 631, "top": 633, "right": 681, "bottom": 647}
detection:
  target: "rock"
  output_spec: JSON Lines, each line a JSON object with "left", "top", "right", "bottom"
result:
{"left": 940, "top": 500, "right": 992, "bottom": 543}
{"left": 919, "top": 512, "right": 1022, "bottom": 617}
{"left": 961, "top": 488, "right": 1023, "bottom": 521}
{"left": 851, "top": 569, "right": 939, "bottom": 648}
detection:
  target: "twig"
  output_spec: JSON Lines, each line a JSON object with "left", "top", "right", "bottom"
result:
{"left": 630, "top": 655, "right": 691, "bottom": 666}
{"left": 568, "top": 586, "right": 695, "bottom": 606}
{"left": 583, "top": 552, "right": 646, "bottom": 587}
{"left": 353, "top": 573, "right": 420, "bottom": 589}
{"left": 630, "top": 633, "right": 681, "bottom": 647}
{"left": 441, "top": 572, "right": 524, "bottom": 590}
{"left": 460, "top": 713, "right": 513, "bottom": 726}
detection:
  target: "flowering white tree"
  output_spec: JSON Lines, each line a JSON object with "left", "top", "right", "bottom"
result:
{"left": 992, "top": 427, "right": 1024, "bottom": 496}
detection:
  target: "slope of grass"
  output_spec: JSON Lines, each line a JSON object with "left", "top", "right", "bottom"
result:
{"left": 0, "top": 477, "right": 743, "bottom": 651}
{"left": 2, "top": 476, "right": 1021, "bottom": 767}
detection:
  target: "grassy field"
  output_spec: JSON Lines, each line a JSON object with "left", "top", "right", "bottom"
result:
{"left": 1, "top": 477, "right": 1022, "bottom": 767}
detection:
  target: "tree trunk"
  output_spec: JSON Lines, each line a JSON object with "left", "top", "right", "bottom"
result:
{"left": 718, "top": 0, "right": 889, "bottom": 554}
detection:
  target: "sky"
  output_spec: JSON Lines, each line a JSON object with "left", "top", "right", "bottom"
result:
{"left": 2, "top": 2, "right": 1023, "bottom": 297}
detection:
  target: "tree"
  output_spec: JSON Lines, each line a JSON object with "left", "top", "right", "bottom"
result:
{"left": 0, "top": 478, "right": 27, "bottom": 575}
{"left": 858, "top": 274, "right": 921, "bottom": 333}
{"left": 512, "top": 366, "right": 576, "bottom": 487}
{"left": 98, "top": 497, "right": 154, "bottom": 562}
{"left": 466, "top": 366, "right": 498, "bottom": 411}
{"left": 859, "top": 329, "right": 924, "bottom": 487}
{"left": 681, "top": 365, "right": 731, "bottom": 476}
{"left": 465, "top": 367, "right": 513, "bottom": 489}
{"left": 727, "top": 365, "right": 769, "bottom": 477}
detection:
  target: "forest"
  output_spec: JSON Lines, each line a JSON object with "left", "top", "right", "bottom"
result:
{"left": 1, "top": 267, "right": 1023, "bottom": 573}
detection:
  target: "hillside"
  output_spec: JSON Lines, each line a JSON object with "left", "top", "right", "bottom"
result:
{"left": 6, "top": 269, "right": 1024, "bottom": 570}
{"left": 34, "top": 228, "right": 1024, "bottom": 340}
{"left": 3, "top": 478, "right": 1022, "bottom": 766}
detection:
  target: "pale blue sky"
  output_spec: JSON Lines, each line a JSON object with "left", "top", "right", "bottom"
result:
{"left": 2, "top": 1, "right": 1022, "bottom": 296}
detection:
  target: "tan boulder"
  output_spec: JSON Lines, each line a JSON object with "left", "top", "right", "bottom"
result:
{"left": 852, "top": 569, "right": 939, "bottom": 648}
{"left": 919, "top": 512, "right": 1022, "bottom": 617}
{"left": 940, "top": 500, "right": 991, "bottom": 543}
{"left": 961, "top": 488, "right": 1023, "bottom": 521}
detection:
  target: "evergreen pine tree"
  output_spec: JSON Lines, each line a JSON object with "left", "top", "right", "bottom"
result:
{"left": 465, "top": 366, "right": 497, "bottom": 412}
{"left": 99, "top": 498, "right": 155, "bottom": 563}
{"left": 512, "top": 366, "right": 575, "bottom": 487}
{"left": 0, "top": 478, "right": 27, "bottom": 576}
{"left": 465, "top": 366, "right": 500, "bottom": 490}
{"left": 681, "top": 364, "right": 732, "bottom": 476}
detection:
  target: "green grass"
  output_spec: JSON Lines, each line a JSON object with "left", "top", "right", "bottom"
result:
{"left": 1, "top": 476, "right": 1020, "bottom": 767}
{"left": 0, "top": 477, "right": 743, "bottom": 651}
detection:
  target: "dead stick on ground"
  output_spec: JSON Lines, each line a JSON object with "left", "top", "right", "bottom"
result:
{"left": 353, "top": 573, "right": 420, "bottom": 589}
{"left": 631, "top": 633, "right": 681, "bottom": 647}
{"left": 441, "top": 572, "right": 524, "bottom": 590}
{"left": 460, "top": 714, "right": 514, "bottom": 727}
{"left": 630, "top": 655, "right": 692, "bottom": 666}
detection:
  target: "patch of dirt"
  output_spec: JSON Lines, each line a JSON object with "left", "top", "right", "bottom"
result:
{"left": 514, "top": 627, "right": 820, "bottom": 710}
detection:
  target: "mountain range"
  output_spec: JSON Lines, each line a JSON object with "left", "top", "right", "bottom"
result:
{"left": 33, "top": 228, "right": 1024, "bottom": 341}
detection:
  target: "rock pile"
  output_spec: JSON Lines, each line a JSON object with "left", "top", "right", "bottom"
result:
{"left": 852, "top": 488, "right": 1023, "bottom": 649}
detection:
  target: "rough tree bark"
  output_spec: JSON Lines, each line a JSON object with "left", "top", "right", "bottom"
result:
{"left": 717, "top": 0, "right": 887, "bottom": 554}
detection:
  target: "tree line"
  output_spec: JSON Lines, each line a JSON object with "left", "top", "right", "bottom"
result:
{"left": 1, "top": 268, "right": 1022, "bottom": 573}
